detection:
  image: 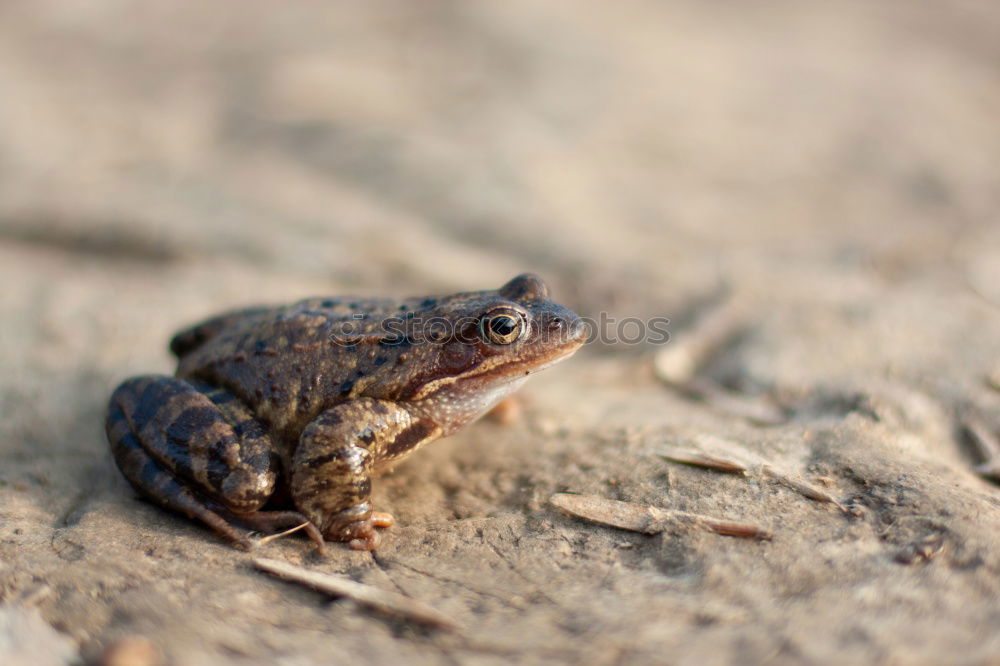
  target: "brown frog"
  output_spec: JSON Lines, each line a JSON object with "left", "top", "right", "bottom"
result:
{"left": 105, "top": 274, "right": 584, "bottom": 551}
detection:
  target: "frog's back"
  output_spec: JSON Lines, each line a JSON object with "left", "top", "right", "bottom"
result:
{"left": 167, "top": 278, "right": 572, "bottom": 441}
{"left": 169, "top": 296, "right": 425, "bottom": 437}
{"left": 170, "top": 306, "right": 276, "bottom": 359}
{"left": 171, "top": 297, "right": 402, "bottom": 363}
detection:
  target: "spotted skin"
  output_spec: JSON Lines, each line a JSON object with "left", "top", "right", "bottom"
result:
{"left": 105, "top": 274, "right": 585, "bottom": 551}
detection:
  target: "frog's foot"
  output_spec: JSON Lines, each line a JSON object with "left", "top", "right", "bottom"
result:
{"left": 107, "top": 375, "right": 283, "bottom": 552}
{"left": 346, "top": 512, "right": 396, "bottom": 550}
{"left": 322, "top": 504, "right": 395, "bottom": 551}
{"left": 231, "top": 510, "right": 325, "bottom": 554}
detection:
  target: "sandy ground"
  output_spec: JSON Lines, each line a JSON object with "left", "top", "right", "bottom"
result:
{"left": 2, "top": 1, "right": 1000, "bottom": 664}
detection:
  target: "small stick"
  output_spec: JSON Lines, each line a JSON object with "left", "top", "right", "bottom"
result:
{"left": 252, "top": 557, "right": 460, "bottom": 631}
{"left": 659, "top": 443, "right": 847, "bottom": 512}
{"left": 549, "top": 493, "right": 771, "bottom": 540}
{"left": 659, "top": 449, "right": 748, "bottom": 475}
{"left": 759, "top": 465, "right": 848, "bottom": 512}
{"left": 256, "top": 522, "right": 311, "bottom": 547}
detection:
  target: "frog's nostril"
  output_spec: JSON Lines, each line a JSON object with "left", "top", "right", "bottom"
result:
{"left": 546, "top": 315, "right": 585, "bottom": 343}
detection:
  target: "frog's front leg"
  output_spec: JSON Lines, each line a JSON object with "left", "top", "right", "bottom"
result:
{"left": 291, "top": 399, "right": 442, "bottom": 550}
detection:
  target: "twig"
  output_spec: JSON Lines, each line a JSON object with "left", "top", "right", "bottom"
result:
{"left": 759, "top": 465, "right": 848, "bottom": 511}
{"left": 659, "top": 445, "right": 849, "bottom": 512}
{"left": 252, "top": 557, "right": 460, "bottom": 631}
{"left": 549, "top": 493, "right": 771, "bottom": 540}
{"left": 256, "top": 522, "right": 311, "bottom": 547}
{"left": 660, "top": 449, "right": 748, "bottom": 475}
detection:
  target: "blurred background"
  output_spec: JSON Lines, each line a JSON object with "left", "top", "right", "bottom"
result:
{"left": 2, "top": 2, "right": 1000, "bottom": 664}
{"left": 3, "top": 0, "right": 998, "bottom": 315}
{"left": 4, "top": 0, "right": 1000, "bottom": 397}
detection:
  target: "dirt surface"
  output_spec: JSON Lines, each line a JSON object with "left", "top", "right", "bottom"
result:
{"left": 2, "top": 2, "right": 1000, "bottom": 664}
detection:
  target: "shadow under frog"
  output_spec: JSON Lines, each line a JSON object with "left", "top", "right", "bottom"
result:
{"left": 105, "top": 274, "right": 584, "bottom": 551}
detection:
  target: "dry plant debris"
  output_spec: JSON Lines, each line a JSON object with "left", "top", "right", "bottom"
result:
{"left": 251, "top": 557, "right": 460, "bottom": 631}
{"left": 660, "top": 450, "right": 749, "bottom": 475}
{"left": 660, "top": 446, "right": 848, "bottom": 512}
{"left": 759, "top": 465, "right": 847, "bottom": 510}
{"left": 549, "top": 493, "right": 772, "bottom": 540}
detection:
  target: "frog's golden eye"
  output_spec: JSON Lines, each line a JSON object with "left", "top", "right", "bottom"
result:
{"left": 479, "top": 308, "right": 525, "bottom": 345}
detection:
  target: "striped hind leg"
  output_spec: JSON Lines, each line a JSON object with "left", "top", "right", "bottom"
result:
{"left": 107, "top": 414, "right": 254, "bottom": 548}
{"left": 106, "top": 375, "right": 321, "bottom": 550}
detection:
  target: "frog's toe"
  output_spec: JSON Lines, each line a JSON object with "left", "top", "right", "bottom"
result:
{"left": 371, "top": 511, "right": 395, "bottom": 529}
{"left": 342, "top": 516, "right": 392, "bottom": 550}
{"left": 328, "top": 515, "right": 376, "bottom": 543}
{"left": 349, "top": 531, "right": 381, "bottom": 551}
{"left": 322, "top": 503, "right": 397, "bottom": 549}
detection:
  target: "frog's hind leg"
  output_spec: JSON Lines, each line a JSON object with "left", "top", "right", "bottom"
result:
{"left": 106, "top": 375, "right": 321, "bottom": 550}
{"left": 107, "top": 408, "right": 254, "bottom": 549}
{"left": 191, "top": 380, "right": 324, "bottom": 550}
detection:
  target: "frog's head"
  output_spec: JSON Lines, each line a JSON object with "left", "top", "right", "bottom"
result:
{"left": 395, "top": 274, "right": 585, "bottom": 433}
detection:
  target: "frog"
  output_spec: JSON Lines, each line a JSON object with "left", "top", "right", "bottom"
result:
{"left": 105, "top": 274, "right": 585, "bottom": 552}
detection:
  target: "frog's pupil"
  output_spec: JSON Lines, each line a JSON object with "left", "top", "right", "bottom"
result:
{"left": 490, "top": 316, "right": 516, "bottom": 336}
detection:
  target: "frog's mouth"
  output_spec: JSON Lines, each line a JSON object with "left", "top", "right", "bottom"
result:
{"left": 408, "top": 337, "right": 583, "bottom": 406}
{"left": 462, "top": 334, "right": 584, "bottom": 388}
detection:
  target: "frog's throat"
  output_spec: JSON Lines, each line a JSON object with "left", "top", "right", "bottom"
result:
{"left": 412, "top": 374, "right": 530, "bottom": 437}
{"left": 408, "top": 340, "right": 582, "bottom": 402}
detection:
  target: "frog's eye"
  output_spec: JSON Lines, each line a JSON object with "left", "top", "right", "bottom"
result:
{"left": 479, "top": 308, "right": 525, "bottom": 345}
